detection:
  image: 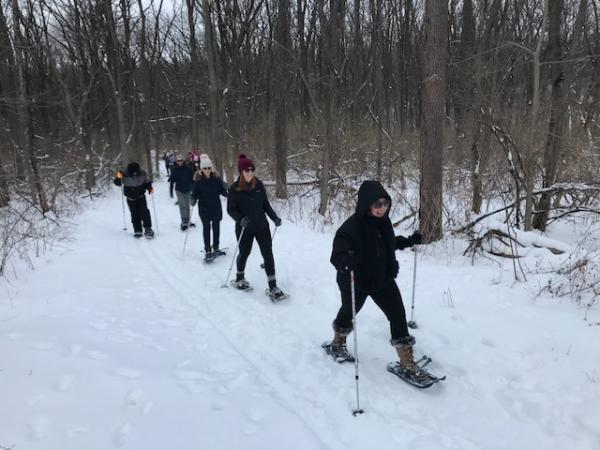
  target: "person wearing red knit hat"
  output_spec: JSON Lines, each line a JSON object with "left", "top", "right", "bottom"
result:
{"left": 226, "top": 154, "right": 286, "bottom": 301}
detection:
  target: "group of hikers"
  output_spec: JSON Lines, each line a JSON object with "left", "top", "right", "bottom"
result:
{"left": 114, "top": 153, "right": 425, "bottom": 378}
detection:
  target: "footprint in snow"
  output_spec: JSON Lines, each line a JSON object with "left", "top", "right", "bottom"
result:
{"left": 112, "top": 422, "right": 132, "bottom": 448}
{"left": 112, "top": 367, "right": 143, "bottom": 379}
{"left": 124, "top": 389, "right": 145, "bottom": 406}
{"left": 481, "top": 338, "right": 496, "bottom": 347}
{"left": 124, "top": 389, "right": 154, "bottom": 415}
{"left": 245, "top": 407, "right": 264, "bottom": 423}
{"left": 27, "top": 416, "right": 50, "bottom": 441}
{"left": 55, "top": 374, "right": 76, "bottom": 392}
{"left": 242, "top": 423, "right": 259, "bottom": 435}
{"left": 66, "top": 425, "right": 89, "bottom": 438}
{"left": 89, "top": 320, "right": 111, "bottom": 331}
{"left": 30, "top": 341, "right": 55, "bottom": 350}
{"left": 69, "top": 344, "right": 83, "bottom": 355}
{"left": 84, "top": 350, "right": 109, "bottom": 360}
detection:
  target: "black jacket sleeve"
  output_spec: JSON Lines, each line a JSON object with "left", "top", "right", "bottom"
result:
{"left": 330, "top": 225, "right": 356, "bottom": 271}
{"left": 227, "top": 186, "right": 243, "bottom": 223}
{"left": 262, "top": 184, "right": 278, "bottom": 221}
{"left": 145, "top": 175, "right": 153, "bottom": 193}
{"left": 191, "top": 181, "right": 199, "bottom": 202}
{"left": 168, "top": 174, "right": 174, "bottom": 196}
{"left": 220, "top": 179, "right": 228, "bottom": 197}
{"left": 395, "top": 235, "right": 412, "bottom": 251}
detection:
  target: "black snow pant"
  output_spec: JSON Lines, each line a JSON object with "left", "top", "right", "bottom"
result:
{"left": 333, "top": 279, "right": 409, "bottom": 343}
{"left": 127, "top": 196, "right": 152, "bottom": 233}
{"left": 201, "top": 217, "right": 221, "bottom": 252}
{"left": 235, "top": 226, "right": 276, "bottom": 287}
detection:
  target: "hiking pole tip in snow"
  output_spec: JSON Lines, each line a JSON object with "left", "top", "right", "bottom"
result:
{"left": 221, "top": 226, "right": 246, "bottom": 288}
{"left": 408, "top": 245, "right": 419, "bottom": 329}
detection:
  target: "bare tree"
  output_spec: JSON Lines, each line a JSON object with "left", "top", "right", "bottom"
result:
{"left": 419, "top": 0, "right": 447, "bottom": 242}
{"left": 11, "top": 0, "right": 48, "bottom": 213}
{"left": 273, "top": 0, "right": 291, "bottom": 198}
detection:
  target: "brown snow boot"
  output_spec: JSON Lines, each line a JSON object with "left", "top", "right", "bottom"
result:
{"left": 332, "top": 332, "right": 348, "bottom": 353}
{"left": 395, "top": 344, "right": 419, "bottom": 375}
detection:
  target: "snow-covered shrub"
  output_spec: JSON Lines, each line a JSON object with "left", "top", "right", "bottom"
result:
{"left": 543, "top": 248, "right": 600, "bottom": 310}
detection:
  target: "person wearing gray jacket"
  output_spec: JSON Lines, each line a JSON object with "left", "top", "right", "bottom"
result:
{"left": 168, "top": 155, "right": 195, "bottom": 230}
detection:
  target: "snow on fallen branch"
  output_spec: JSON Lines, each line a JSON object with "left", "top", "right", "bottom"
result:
{"left": 455, "top": 183, "right": 600, "bottom": 234}
{"left": 463, "top": 220, "right": 572, "bottom": 259}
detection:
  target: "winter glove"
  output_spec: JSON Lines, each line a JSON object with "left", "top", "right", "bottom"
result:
{"left": 337, "top": 252, "right": 358, "bottom": 274}
{"left": 116, "top": 171, "right": 125, "bottom": 179}
{"left": 408, "top": 230, "right": 422, "bottom": 246}
{"left": 148, "top": 187, "right": 154, "bottom": 194}
{"left": 240, "top": 216, "right": 250, "bottom": 228}
{"left": 273, "top": 217, "right": 282, "bottom": 227}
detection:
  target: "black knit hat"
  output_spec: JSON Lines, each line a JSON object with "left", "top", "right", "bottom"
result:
{"left": 127, "top": 162, "right": 140, "bottom": 174}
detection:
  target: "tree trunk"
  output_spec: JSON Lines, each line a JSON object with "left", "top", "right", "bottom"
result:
{"left": 11, "top": 0, "right": 48, "bottom": 213}
{"left": 201, "top": 0, "right": 228, "bottom": 180}
{"left": 419, "top": 0, "right": 447, "bottom": 242}
{"left": 533, "top": 0, "right": 565, "bottom": 231}
{"left": 524, "top": 0, "right": 548, "bottom": 231}
{"left": 0, "top": 151, "right": 9, "bottom": 207}
{"left": 273, "top": 0, "right": 291, "bottom": 199}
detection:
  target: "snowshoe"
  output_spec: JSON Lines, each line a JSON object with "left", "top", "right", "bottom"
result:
{"left": 133, "top": 231, "right": 143, "bottom": 238}
{"left": 189, "top": 222, "right": 196, "bottom": 228}
{"left": 204, "top": 252, "right": 216, "bottom": 263}
{"left": 180, "top": 223, "right": 188, "bottom": 231}
{"left": 230, "top": 279, "right": 253, "bottom": 292}
{"left": 213, "top": 248, "right": 227, "bottom": 257}
{"left": 387, "top": 356, "right": 445, "bottom": 388}
{"left": 144, "top": 228, "right": 155, "bottom": 239}
{"left": 322, "top": 341, "right": 355, "bottom": 363}
{"left": 266, "top": 286, "right": 288, "bottom": 302}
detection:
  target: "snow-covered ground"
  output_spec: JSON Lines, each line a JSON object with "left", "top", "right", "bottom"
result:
{"left": 1, "top": 174, "right": 599, "bottom": 450}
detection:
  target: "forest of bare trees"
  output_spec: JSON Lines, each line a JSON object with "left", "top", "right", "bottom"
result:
{"left": 1, "top": 0, "right": 600, "bottom": 245}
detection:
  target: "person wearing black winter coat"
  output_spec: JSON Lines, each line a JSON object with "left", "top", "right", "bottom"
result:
{"left": 226, "top": 154, "right": 286, "bottom": 300}
{"left": 191, "top": 155, "right": 228, "bottom": 256}
{"left": 169, "top": 155, "right": 195, "bottom": 230}
{"left": 114, "top": 162, "right": 154, "bottom": 238}
{"left": 327, "top": 180, "right": 422, "bottom": 373}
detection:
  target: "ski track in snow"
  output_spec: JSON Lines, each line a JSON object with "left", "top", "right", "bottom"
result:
{"left": 0, "top": 174, "right": 599, "bottom": 450}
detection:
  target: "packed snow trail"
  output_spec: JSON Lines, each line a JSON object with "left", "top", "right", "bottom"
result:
{"left": 1, "top": 175, "right": 599, "bottom": 450}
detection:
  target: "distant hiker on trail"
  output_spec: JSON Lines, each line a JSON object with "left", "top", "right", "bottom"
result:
{"left": 191, "top": 154, "right": 228, "bottom": 261}
{"left": 167, "top": 153, "right": 176, "bottom": 175}
{"left": 191, "top": 149, "right": 200, "bottom": 170}
{"left": 114, "top": 162, "right": 155, "bottom": 238}
{"left": 323, "top": 180, "right": 422, "bottom": 373}
{"left": 226, "top": 154, "right": 286, "bottom": 301}
{"left": 169, "top": 154, "right": 195, "bottom": 230}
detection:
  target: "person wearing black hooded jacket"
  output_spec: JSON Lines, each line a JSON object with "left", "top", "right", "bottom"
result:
{"left": 114, "top": 162, "right": 154, "bottom": 238}
{"left": 325, "top": 180, "right": 422, "bottom": 373}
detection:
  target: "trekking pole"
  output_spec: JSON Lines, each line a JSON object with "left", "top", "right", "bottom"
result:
{"left": 408, "top": 245, "right": 418, "bottom": 329}
{"left": 221, "top": 227, "right": 246, "bottom": 288}
{"left": 260, "top": 226, "right": 278, "bottom": 269}
{"left": 181, "top": 204, "right": 195, "bottom": 257}
{"left": 150, "top": 191, "right": 159, "bottom": 235}
{"left": 120, "top": 184, "right": 127, "bottom": 231}
{"left": 350, "top": 269, "right": 364, "bottom": 416}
